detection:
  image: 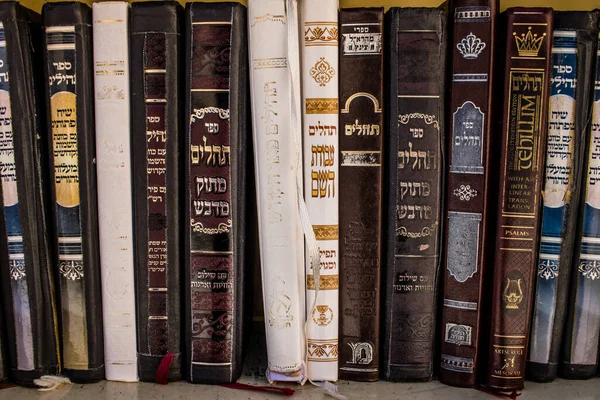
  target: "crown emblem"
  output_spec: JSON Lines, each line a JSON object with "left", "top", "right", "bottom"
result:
{"left": 456, "top": 32, "right": 486, "bottom": 59}
{"left": 513, "top": 27, "right": 546, "bottom": 57}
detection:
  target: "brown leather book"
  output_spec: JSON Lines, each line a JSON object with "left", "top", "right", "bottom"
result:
{"left": 338, "top": 7, "right": 384, "bottom": 382}
{"left": 439, "top": 0, "right": 498, "bottom": 388}
{"left": 486, "top": 7, "right": 553, "bottom": 391}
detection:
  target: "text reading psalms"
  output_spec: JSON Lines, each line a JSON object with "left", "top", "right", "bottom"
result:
{"left": 344, "top": 120, "right": 379, "bottom": 136}
{"left": 190, "top": 136, "right": 231, "bottom": 167}
{"left": 49, "top": 61, "right": 74, "bottom": 86}
{"left": 590, "top": 136, "right": 600, "bottom": 187}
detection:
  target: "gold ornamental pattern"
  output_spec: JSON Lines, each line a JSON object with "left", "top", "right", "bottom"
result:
{"left": 305, "top": 97, "right": 338, "bottom": 114}
{"left": 305, "top": 23, "right": 338, "bottom": 46}
{"left": 306, "top": 274, "right": 339, "bottom": 290}
{"left": 313, "top": 224, "right": 338, "bottom": 240}
{"left": 310, "top": 57, "right": 335, "bottom": 87}
{"left": 308, "top": 339, "right": 338, "bottom": 361}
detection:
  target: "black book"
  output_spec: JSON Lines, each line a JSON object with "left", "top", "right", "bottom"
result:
{"left": 131, "top": 0, "right": 183, "bottom": 382}
{"left": 41, "top": 1, "right": 104, "bottom": 383}
{"left": 527, "top": 11, "right": 599, "bottom": 383}
{"left": 560, "top": 10, "right": 600, "bottom": 380}
{"left": 183, "top": 2, "right": 249, "bottom": 384}
{"left": 382, "top": 7, "right": 447, "bottom": 382}
{"left": 0, "top": 1, "right": 60, "bottom": 386}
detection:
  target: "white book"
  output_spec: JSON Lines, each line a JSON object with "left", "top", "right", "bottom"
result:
{"left": 92, "top": 1, "right": 138, "bottom": 382}
{"left": 301, "top": 0, "right": 339, "bottom": 382}
{"left": 248, "top": 0, "right": 307, "bottom": 383}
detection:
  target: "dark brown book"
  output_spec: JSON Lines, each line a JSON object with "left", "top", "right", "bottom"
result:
{"left": 183, "top": 2, "right": 248, "bottom": 384}
{"left": 486, "top": 7, "right": 553, "bottom": 391}
{"left": 382, "top": 7, "right": 447, "bottom": 382}
{"left": 439, "top": 0, "right": 498, "bottom": 388}
{"left": 131, "top": 1, "right": 183, "bottom": 382}
{"left": 338, "top": 7, "right": 384, "bottom": 382}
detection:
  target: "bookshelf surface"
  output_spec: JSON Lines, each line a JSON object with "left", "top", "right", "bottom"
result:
{"left": 0, "top": 377, "right": 598, "bottom": 399}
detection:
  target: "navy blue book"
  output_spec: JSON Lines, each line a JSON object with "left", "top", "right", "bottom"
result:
{"left": 527, "top": 11, "right": 599, "bottom": 383}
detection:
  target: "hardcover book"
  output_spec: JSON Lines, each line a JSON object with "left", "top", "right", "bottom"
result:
{"left": 382, "top": 7, "right": 447, "bottom": 382}
{"left": 302, "top": 0, "right": 340, "bottom": 382}
{"left": 131, "top": 0, "right": 183, "bottom": 383}
{"left": 92, "top": 1, "right": 138, "bottom": 382}
{"left": 561, "top": 17, "right": 600, "bottom": 380}
{"left": 248, "top": 0, "right": 307, "bottom": 383}
{"left": 0, "top": 1, "right": 60, "bottom": 385}
{"left": 486, "top": 7, "right": 553, "bottom": 391}
{"left": 42, "top": 1, "right": 105, "bottom": 383}
{"left": 528, "top": 11, "right": 599, "bottom": 383}
{"left": 184, "top": 2, "right": 248, "bottom": 384}
{"left": 439, "top": 0, "right": 498, "bottom": 388}
{"left": 338, "top": 7, "right": 384, "bottom": 383}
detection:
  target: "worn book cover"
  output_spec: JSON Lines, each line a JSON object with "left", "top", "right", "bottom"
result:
{"left": 0, "top": 1, "right": 60, "bottom": 385}
{"left": 382, "top": 7, "right": 447, "bottom": 382}
{"left": 560, "top": 13, "right": 600, "bottom": 380}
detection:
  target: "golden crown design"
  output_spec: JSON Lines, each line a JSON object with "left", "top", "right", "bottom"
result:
{"left": 513, "top": 27, "right": 546, "bottom": 57}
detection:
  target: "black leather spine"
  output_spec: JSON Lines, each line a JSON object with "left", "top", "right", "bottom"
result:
{"left": 0, "top": 1, "right": 60, "bottom": 386}
{"left": 382, "top": 7, "right": 447, "bottom": 382}
{"left": 42, "top": 1, "right": 104, "bottom": 383}
{"left": 131, "top": 0, "right": 183, "bottom": 383}
{"left": 184, "top": 2, "right": 248, "bottom": 384}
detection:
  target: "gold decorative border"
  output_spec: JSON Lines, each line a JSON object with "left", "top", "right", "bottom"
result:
{"left": 306, "top": 274, "right": 339, "bottom": 290}
{"left": 305, "top": 25, "right": 339, "bottom": 46}
{"left": 313, "top": 224, "right": 338, "bottom": 240}
{"left": 305, "top": 98, "right": 338, "bottom": 115}
{"left": 253, "top": 57, "right": 287, "bottom": 70}
{"left": 308, "top": 339, "right": 338, "bottom": 361}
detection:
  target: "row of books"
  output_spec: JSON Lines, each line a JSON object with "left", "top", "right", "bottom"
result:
{"left": 0, "top": 0, "right": 598, "bottom": 393}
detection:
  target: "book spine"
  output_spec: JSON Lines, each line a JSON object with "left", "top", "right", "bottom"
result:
{"left": 302, "top": 0, "right": 339, "bottom": 382}
{"left": 0, "top": 21, "right": 36, "bottom": 374}
{"left": 440, "top": 0, "right": 497, "bottom": 388}
{"left": 382, "top": 7, "right": 446, "bottom": 382}
{"left": 92, "top": 2, "right": 137, "bottom": 382}
{"left": 338, "top": 7, "right": 383, "bottom": 382}
{"left": 528, "top": 16, "right": 598, "bottom": 381}
{"left": 486, "top": 8, "right": 553, "bottom": 390}
{"left": 185, "top": 2, "right": 247, "bottom": 384}
{"left": 43, "top": 2, "right": 105, "bottom": 381}
{"left": 0, "top": 5, "right": 61, "bottom": 384}
{"left": 247, "top": 0, "right": 307, "bottom": 382}
{"left": 131, "top": 2, "right": 182, "bottom": 382}
{"left": 561, "top": 29, "right": 600, "bottom": 380}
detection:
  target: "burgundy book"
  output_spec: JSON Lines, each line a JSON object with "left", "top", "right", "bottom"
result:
{"left": 183, "top": 2, "right": 249, "bottom": 384}
{"left": 439, "top": 0, "right": 498, "bottom": 388}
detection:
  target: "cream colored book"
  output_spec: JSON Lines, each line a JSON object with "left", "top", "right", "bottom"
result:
{"left": 301, "top": 0, "right": 339, "bottom": 382}
{"left": 248, "top": 0, "right": 307, "bottom": 383}
{"left": 92, "top": 1, "right": 138, "bottom": 382}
